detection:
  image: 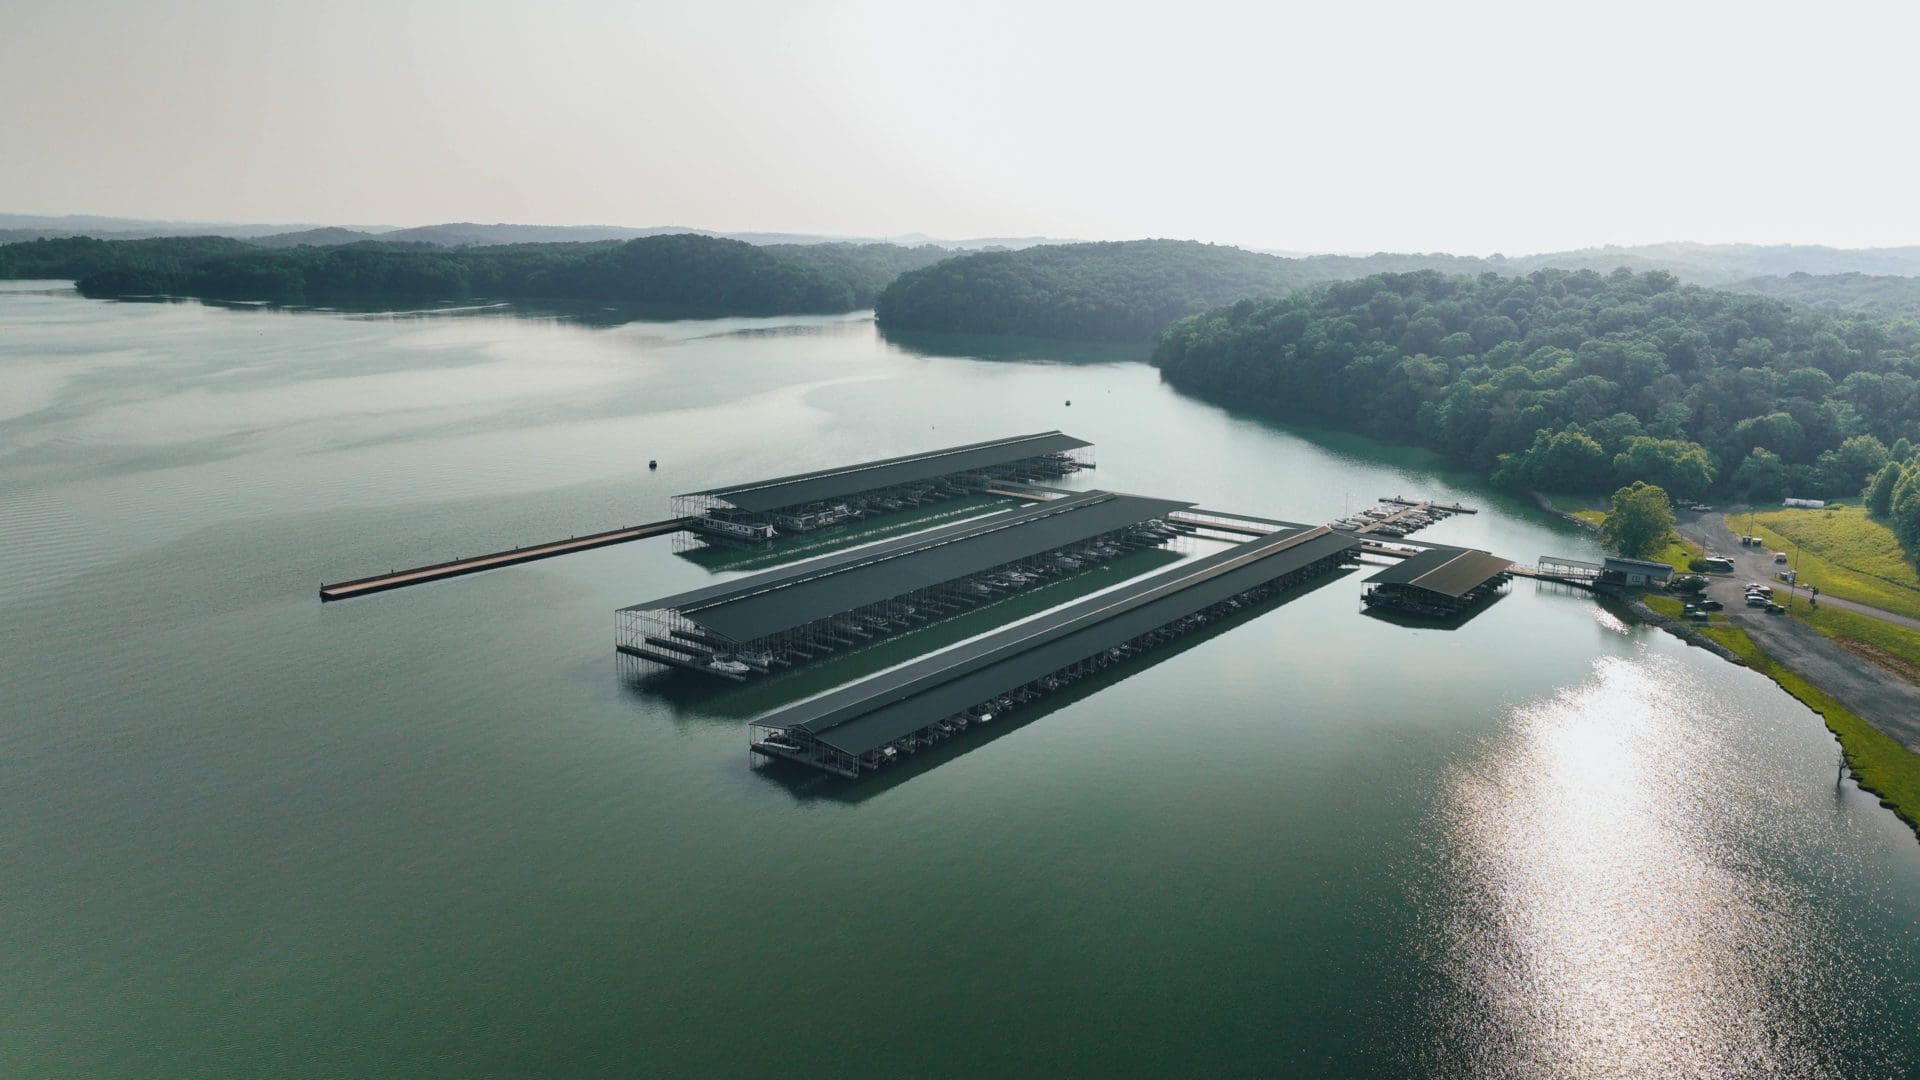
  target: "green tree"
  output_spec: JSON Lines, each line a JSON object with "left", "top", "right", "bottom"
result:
{"left": 1891, "top": 466, "right": 1920, "bottom": 549}
{"left": 1733, "top": 447, "right": 1789, "bottom": 502}
{"left": 1865, "top": 460, "right": 1902, "bottom": 517}
{"left": 1601, "top": 481, "right": 1676, "bottom": 560}
{"left": 1816, "top": 434, "right": 1889, "bottom": 496}
{"left": 1612, "top": 436, "right": 1717, "bottom": 498}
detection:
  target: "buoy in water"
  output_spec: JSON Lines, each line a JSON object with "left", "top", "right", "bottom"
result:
{"left": 648, "top": 459, "right": 658, "bottom": 470}
{"left": 1065, "top": 399, "right": 1071, "bottom": 406}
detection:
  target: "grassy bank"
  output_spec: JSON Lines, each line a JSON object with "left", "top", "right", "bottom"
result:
{"left": 1642, "top": 594, "right": 1685, "bottom": 618}
{"left": 1743, "top": 504, "right": 1920, "bottom": 620}
{"left": 1699, "top": 623, "right": 1920, "bottom": 839}
{"left": 1792, "top": 603, "right": 1920, "bottom": 681}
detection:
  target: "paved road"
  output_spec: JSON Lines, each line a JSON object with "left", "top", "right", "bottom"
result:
{"left": 1673, "top": 508, "right": 1920, "bottom": 752}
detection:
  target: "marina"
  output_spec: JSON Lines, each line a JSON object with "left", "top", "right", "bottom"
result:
{"left": 14, "top": 290, "right": 1919, "bottom": 1077}
{"left": 749, "top": 526, "right": 1359, "bottom": 778}
{"left": 1361, "top": 545, "right": 1514, "bottom": 618}
{"left": 1332, "top": 496, "right": 1475, "bottom": 540}
{"left": 672, "top": 430, "right": 1092, "bottom": 542}
{"left": 616, "top": 490, "right": 1193, "bottom": 679}
{"left": 315, "top": 433, "right": 1093, "bottom": 601}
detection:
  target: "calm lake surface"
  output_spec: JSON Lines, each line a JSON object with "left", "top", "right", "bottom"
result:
{"left": 4, "top": 281, "right": 1919, "bottom": 1076}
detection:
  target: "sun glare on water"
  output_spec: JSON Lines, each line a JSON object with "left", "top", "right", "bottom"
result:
{"left": 1415, "top": 655, "right": 1880, "bottom": 1076}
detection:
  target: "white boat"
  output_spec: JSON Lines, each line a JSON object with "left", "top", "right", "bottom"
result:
{"left": 708, "top": 658, "right": 752, "bottom": 675}
{"left": 693, "top": 513, "right": 775, "bottom": 541}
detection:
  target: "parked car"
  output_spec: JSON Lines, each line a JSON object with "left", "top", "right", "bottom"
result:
{"left": 1696, "top": 599, "right": 1723, "bottom": 611}
{"left": 1774, "top": 552, "right": 1789, "bottom": 564}
{"left": 1701, "top": 556, "right": 1735, "bottom": 572}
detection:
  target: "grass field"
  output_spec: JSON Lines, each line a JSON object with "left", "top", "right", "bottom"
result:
{"left": 1700, "top": 623, "right": 1920, "bottom": 840}
{"left": 1642, "top": 594, "right": 1685, "bottom": 617}
{"left": 1741, "top": 504, "right": 1920, "bottom": 620}
{"left": 1653, "top": 530, "right": 1701, "bottom": 572}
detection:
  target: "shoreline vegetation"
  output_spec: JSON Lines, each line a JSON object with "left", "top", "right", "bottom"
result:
{"left": 0, "top": 234, "right": 952, "bottom": 317}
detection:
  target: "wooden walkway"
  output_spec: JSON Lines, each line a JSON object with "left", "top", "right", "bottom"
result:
{"left": 1170, "top": 511, "right": 1278, "bottom": 537}
{"left": 319, "top": 517, "right": 692, "bottom": 602}
{"left": 1382, "top": 496, "right": 1477, "bottom": 514}
{"left": 1509, "top": 563, "right": 1599, "bottom": 589}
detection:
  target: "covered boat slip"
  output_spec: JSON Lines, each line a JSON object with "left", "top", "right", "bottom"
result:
{"left": 750, "top": 526, "right": 1359, "bottom": 777}
{"left": 1362, "top": 544, "right": 1513, "bottom": 617}
{"left": 670, "top": 431, "right": 1092, "bottom": 535}
{"left": 618, "top": 490, "right": 1194, "bottom": 676}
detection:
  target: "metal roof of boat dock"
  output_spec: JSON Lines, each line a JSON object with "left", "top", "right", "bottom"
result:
{"left": 751, "top": 526, "right": 1356, "bottom": 757}
{"left": 625, "top": 490, "right": 1193, "bottom": 642}
{"left": 677, "top": 431, "right": 1091, "bottom": 512}
{"left": 1364, "top": 546, "right": 1513, "bottom": 597}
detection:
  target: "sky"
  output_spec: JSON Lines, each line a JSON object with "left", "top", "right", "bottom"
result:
{"left": 4, "top": 0, "right": 1918, "bottom": 254}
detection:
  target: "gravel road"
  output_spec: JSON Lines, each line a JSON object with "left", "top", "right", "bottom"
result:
{"left": 1672, "top": 508, "right": 1920, "bottom": 752}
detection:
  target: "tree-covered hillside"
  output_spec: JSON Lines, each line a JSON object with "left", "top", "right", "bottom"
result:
{"left": 874, "top": 240, "right": 1325, "bottom": 342}
{"left": 1154, "top": 268, "right": 1920, "bottom": 500}
{"left": 1726, "top": 272, "right": 1920, "bottom": 319}
{"left": 0, "top": 233, "right": 950, "bottom": 316}
{"left": 0, "top": 235, "right": 259, "bottom": 282}
{"left": 877, "top": 240, "right": 1920, "bottom": 345}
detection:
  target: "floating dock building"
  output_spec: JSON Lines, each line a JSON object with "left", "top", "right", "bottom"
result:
{"left": 1361, "top": 545, "right": 1513, "bottom": 618}
{"left": 619, "top": 490, "right": 1192, "bottom": 679}
{"left": 748, "top": 525, "right": 1358, "bottom": 778}
{"left": 671, "top": 431, "right": 1092, "bottom": 541}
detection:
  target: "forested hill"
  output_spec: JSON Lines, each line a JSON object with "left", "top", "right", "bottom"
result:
{"left": 1153, "top": 268, "right": 1920, "bottom": 501}
{"left": 1726, "top": 272, "right": 1920, "bottom": 319}
{"left": 0, "top": 234, "right": 949, "bottom": 316}
{"left": 877, "top": 240, "right": 1920, "bottom": 345}
{"left": 874, "top": 240, "right": 1323, "bottom": 342}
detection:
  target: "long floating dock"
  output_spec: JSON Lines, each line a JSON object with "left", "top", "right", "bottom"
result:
{"left": 317, "top": 432, "right": 1094, "bottom": 602}
{"left": 618, "top": 490, "right": 1192, "bottom": 679}
{"left": 318, "top": 517, "right": 691, "bottom": 602}
{"left": 749, "top": 525, "right": 1358, "bottom": 778}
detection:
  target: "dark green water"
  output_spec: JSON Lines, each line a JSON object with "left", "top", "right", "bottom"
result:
{"left": 4, "top": 281, "right": 1918, "bottom": 1076}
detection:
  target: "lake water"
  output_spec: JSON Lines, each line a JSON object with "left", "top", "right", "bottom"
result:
{"left": 4, "top": 282, "right": 1918, "bottom": 1076}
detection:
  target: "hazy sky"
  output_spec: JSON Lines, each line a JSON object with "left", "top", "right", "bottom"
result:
{"left": 5, "top": 0, "right": 1918, "bottom": 253}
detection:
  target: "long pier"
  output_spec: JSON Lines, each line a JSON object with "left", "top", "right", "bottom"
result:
{"left": 319, "top": 517, "right": 691, "bottom": 602}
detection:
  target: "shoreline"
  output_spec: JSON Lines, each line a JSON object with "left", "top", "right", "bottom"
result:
{"left": 1616, "top": 588, "right": 1920, "bottom": 842}
{"left": 1532, "top": 489, "right": 1920, "bottom": 841}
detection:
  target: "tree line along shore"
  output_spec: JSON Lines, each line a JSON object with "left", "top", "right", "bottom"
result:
{"left": 11, "top": 231, "right": 1920, "bottom": 553}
